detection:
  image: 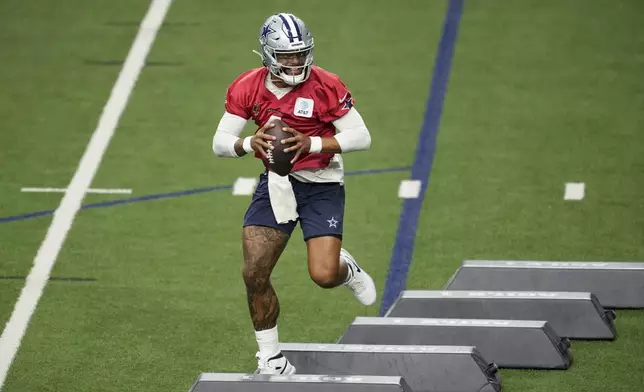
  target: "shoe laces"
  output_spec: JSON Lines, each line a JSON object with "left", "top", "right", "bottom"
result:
{"left": 255, "top": 353, "right": 269, "bottom": 373}
{"left": 347, "top": 271, "right": 366, "bottom": 293}
{"left": 256, "top": 352, "right": 286, "bottom": 373}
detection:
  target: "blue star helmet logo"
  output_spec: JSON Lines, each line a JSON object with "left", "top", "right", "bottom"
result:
{"left": 261, "top": 24, "right": 275, "bottom": 40}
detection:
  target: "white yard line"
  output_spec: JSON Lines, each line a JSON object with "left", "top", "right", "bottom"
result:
{"left": 21, "top": 187, "right": 133, "bottom": 194}
{"left": 0, "top": 0, "right": 173, "bottom": 389}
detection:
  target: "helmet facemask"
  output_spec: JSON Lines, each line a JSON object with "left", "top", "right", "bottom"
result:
{"left": 255, "top": 13, "right": 315, "bottom": 86}
{"left": 264, "top": 46, "right": 314, "bottom": 86}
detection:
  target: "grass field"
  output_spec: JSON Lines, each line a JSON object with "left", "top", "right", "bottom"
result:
{"left": 1, "top": 0, "right": 643, "bottom": 391}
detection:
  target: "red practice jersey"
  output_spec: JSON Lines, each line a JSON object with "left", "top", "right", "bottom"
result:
{"left": 224, "top": 65, "right": 355, "bottom": 172}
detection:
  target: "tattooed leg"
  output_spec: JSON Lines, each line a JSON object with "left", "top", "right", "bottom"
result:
{"left": 242, "top": 225, "right": 289, "bottom": 330}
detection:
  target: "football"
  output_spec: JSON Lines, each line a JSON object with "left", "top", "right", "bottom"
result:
{"left": 262, "top": 118, "right": 296, "bottom": 176}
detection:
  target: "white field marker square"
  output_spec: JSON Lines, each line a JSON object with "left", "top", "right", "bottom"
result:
{"left": 564, "top": 182, "right": 585, "bottom": 200}
{"left": 232, "top": 177, "right": 258, "bottom": 196}
{"left": 398, "top": 180, "right": 422, "bottom": 199}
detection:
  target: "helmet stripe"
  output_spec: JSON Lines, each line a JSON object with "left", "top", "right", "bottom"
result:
{"left": 277, "top": 13, "right": 296, "bottom": 43}
{"left": 287, "top": 14, "right": 302, "bottom": 41}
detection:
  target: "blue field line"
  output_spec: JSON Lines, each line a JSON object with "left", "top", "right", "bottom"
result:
{"left": 80, "top": 184, "right": 234, "bottom": 211}
{"left": 379, "top": 0, "right": 464, "bottom": 316}
{"left": 0, "top": 209, "right": 58, "bottom": 224}
{"left": 0, "top": 166, "right": 410, "bottom": 225}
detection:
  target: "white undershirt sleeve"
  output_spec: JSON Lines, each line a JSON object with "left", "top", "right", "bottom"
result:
{"left": 332, "top": 107, "right": 372, "bottom": 152}
{"left": 212, "top": 112, "right": 248, "bottom": 157}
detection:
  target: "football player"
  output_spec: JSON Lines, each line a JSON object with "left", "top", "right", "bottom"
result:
{"left": 212, "top": 12, "right": 376, "bottom": 375}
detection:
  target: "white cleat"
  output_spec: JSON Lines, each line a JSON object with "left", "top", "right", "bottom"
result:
{"left": 341, "top": 248, "right": 377, "bottom": 306}
{"left": 255, "top": 351, "right": 296, "bottom": 375}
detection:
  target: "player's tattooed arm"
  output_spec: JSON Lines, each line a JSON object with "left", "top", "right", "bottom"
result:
{"left": 242, "top": 226, "right": 289, "bottom": 330}
{"left": 233, "top": 138, "right": 248, "bottom": 157}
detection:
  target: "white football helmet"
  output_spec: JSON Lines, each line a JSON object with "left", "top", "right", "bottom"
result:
{"left": 255, "top": 13, "right": 315, "bottom": 85}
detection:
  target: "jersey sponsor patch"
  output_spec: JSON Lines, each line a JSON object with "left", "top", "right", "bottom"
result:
{"left": 294, "top": 97, "right": 314, "bottom": 118}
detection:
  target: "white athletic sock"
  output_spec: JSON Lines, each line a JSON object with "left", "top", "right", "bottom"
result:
{"left": 343, "top": 258, "right": 354, "bottom": 284}
{"left": 255, "top": 325, "right": 280, "bottom": 359}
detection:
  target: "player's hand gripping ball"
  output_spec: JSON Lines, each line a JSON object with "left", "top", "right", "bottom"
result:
{"left": 281, "top": 125, "right": 313, "bottom": 165}
{"left": 253, "top": 118, "right": 297, "bottom": 176}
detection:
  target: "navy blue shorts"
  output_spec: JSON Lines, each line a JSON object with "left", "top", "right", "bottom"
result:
{"left": 243, "top": 172, "right": 345, "bottom": 241}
